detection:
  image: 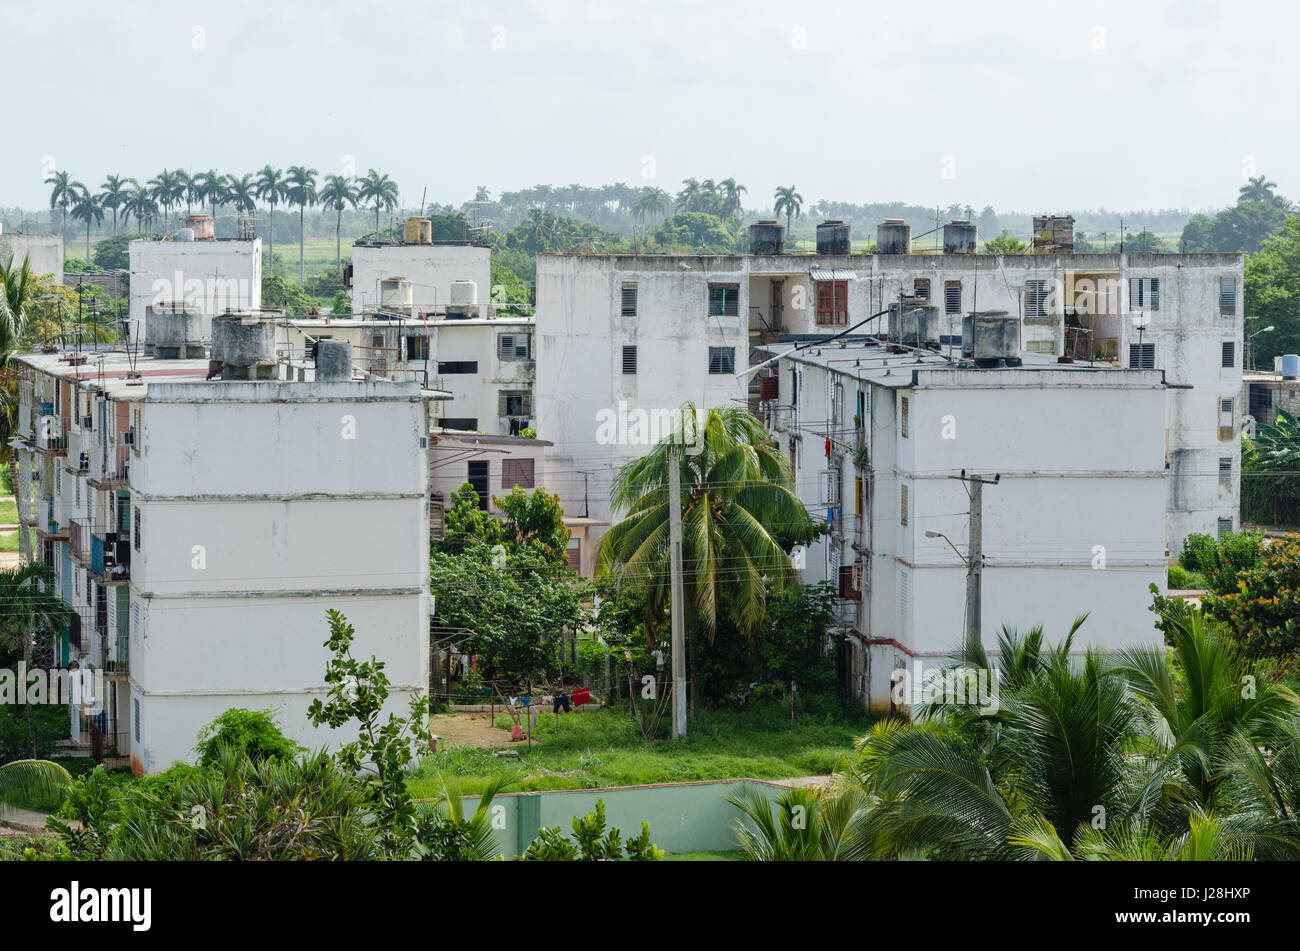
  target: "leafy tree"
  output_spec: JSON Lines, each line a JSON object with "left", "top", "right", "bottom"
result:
{"left": 493, "top": 485, "right": 570, "bottom": 564}
{"left": 1205, "top": 534, "right": 1300, "bottom": 670}
{"left": 982, "top": 230, "right": 1028, "bottom": 254}
{"left": 0, "top": 565, "right": 71, "bottom": 756}
{"left": 1245, "top": 217, "right": 1300, "bottom": 364}
{"left": 1240, "top": 175, "right": 1282, "bottom": 206}
{"left": 650, "top": 212, "right": 735, "bottom": 252}
{"left": 91, "top": 234, "right": 141, "bottom": 271}
{"left": 1180, "top": 530, "right": 1263, "bottom": 594}
{"left": 329, "top": 289, "right": 351, "bottom": 316}
{"left": 193, "top": 708, "right": 303, "bottom": 767}
{"left": 261, "top": 274, "right": 313, "bottom": 315}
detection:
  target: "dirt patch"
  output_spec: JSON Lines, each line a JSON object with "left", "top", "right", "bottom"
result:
{"left": 428, "top": 712, "right": 542, "bottom": 749}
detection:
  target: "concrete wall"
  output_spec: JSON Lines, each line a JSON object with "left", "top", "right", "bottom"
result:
{"left": 350, "top": 244, "right": 491, "bottom": 315}
{"left": 129, "top": 238, "right": 262, "bottom": 342}
{"left": 459, "top": 779, "right": 784, "bottom": 856}
{"left": 429, "top": 432, "right": 549, "bottom": 514}
{"left": 0, "top": 233, "right": 63, "bottom": 282}
{"left": 429, "top": 319, "right": 535, "bottom": 433}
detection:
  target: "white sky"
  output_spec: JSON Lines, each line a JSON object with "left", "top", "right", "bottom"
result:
{"left": 5, "top": 0, "right": 1298, "bottom": 213}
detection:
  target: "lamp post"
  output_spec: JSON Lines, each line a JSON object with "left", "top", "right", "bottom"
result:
{"left": 1247, "top": 324, "right": 1275, "bottom": 373}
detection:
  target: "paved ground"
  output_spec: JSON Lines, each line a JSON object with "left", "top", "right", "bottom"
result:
{"left": 0, "top": 805, "right": 55, "bottom": 834}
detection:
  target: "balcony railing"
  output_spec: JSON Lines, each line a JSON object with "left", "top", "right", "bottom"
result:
{"left": 35, "top": 416, "right": 67, "bottom": 454}
{"left": 88, "top": 445, "right": 130, "bottom": 488}
{"left": 92, "top": 531, "right": 131, "bottom": 581}
{"left": 69, "top": 518, "right": 91, "bottom": 564}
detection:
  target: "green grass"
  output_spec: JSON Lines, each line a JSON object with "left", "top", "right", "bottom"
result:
{"left": 0, "top": 531, "right": 18, "bottom": 553}
{"left": 409, "top": 701, "right": 868, "bottom": 799}
{"left": 0, "top": 498, "right": 17, "bottom": 524}
{"left": 664, "top": 850, "right": 745, "bottom": 861}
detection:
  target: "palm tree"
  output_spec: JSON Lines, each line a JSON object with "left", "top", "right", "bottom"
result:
{"left": 596, "top": 402, "right": 815, "bottom": 714}
{"left": 675, "top": 177, "right": 701, "bottom": 213}
{"left": 98, "top": 175, "right": 136, "bottom": 236}
{"left": 718, "top": 178, "right": 747, "bottom": 219}
{"left": 255, "top": 166, "right": 287, "bottom": 278}
{"left": 1239, "top": 175, "right": 1278, "bottom": 204}
{"left": 773, "top": 186, "right": 803, "bottom": 237}
{"left": 147, "top": 169, "right": 183, "bottom": 231}
{"left": 69, "top": 187, "right": 103, "bottom": 260}
{"left": 224, "top": 173, "right": 258, "bottom": 215}
{"left": 318, "top": 175, "right": 357, "bottom": 270}
{"left": 45, "top": 171, "right": 82, "bottom": 237}
{"left": 357, "top": 169, "right": 399, "bottom": 236}
{"left": 195, "top": 169, "right": 225, "bottom": 221}
{"left": 0, "top": 255, "right": 38, "bottom": 565}
{"left": 284, "top": 166, "right": 318, "bottom": 283}
{"left": 176, "top": 169, "right": 199, "bottom": 217}
{"left": 124, "top": 186, "right": 159, "bottom": 234}
{"left": 0, "top": 564, "right": 73, "bottom": 757}
{"left": 0, "top": 759, "right": 74, "bottom": 817}
{"left": 729, "top": 784, "right": 869, "bottom": 860}
{"left": 632, "top": 187, "right": 671, "bottom": 223}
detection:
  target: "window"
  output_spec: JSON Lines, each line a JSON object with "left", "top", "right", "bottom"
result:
{"left": 1219, "top": 457, "right": 1232, "bottom": 487}
{"left": 1219, "top": 397, "right": 1234, "bottom": 428}
{"left": 912, "top": 278, "right": 930, "bottom": 300}
{"left": 75, "top": 478, "right": 80, "bottom": 508}
{"left": 1025, "top": 280, "right": 1049, "bottom": 317}
{"left": 1220, "top": 276, "right": 1236, "bottom": 313}
{"left": 1027, "top": 340, "right": 1054, "bottom": 354}
{"left": 499, "top": 391, "right": 533, "bottom": 417}
{"left": 405, "top": 335, "right": 429, "bottom": 360}
{"left": 1129, "top": 343, "right": 1156, "bottom": 369}
{"left": 566, "top": 538, "right": 581, "bottom": 572}
{"left": 134, "top": 508, "right": 141, "bottom": 551}
{"left": 1222, "top": 341, "right": 1235, "bottom": 368}
{"left": 901, "top": 396, "right": 909, "bottom": 438}
{"left": 899, "top": 568, "right": 910, "bottom": 615}
{"left": 621, "top": 282, "right": 638, "bottom": 317}
{"left": 133, "top": 698, "right": 141, "bottom": 742}
{"left": 1217, "top": 517, "right": 1233, "bottom": 539}
{"left": 707, "top": 284, "right": 739, "bottom": 317}
{"left": 498, "top": 334, "right": 530, "bottom": 360}
{"left": 622, "top": 345, "right": 638, "bottom": 374}
{"left": 1128, "top": 277, "right": 1160, "bottom": 309}
{"left": 467, "top": 461, "right": 489, "bottom": 510}
{"left": 900, "top": 483, "right": 909, "bottom": 526}
{"left": 708, "top": 347, "right": 735, "bottom": 374}
{"left": 440, "top": 417, "right": 478, "bottom": 431}
{"left": 501, "top": 458, "right": 535, "bottom": 489}
{"left": 815, "top": 281, "right": 848, "bottom": 326}
{"left": 944, "top": 281, "right": 962, "bottom": 314}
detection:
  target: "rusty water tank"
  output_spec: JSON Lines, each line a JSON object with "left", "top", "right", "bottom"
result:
{"left": 184, "top": 215, "right": 215, "bottom": 240}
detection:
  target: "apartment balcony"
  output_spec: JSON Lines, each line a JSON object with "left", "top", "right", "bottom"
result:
{"left": 87, "top": 446, "right": 130, "bottom": 490}
{"left": 34, "top": 498, "right": 67, "bottom": 541}
{"left": 92, "top": 531, "right": 131, "bottom": 582}
{"left": 35, "top": 416, "right": 67, "bottom": 456}
{"left": 69, "top": 518, "right": 91, "bottom": 565}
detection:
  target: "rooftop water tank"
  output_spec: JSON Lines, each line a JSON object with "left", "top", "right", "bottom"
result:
{"left": 184, "top": 215, "right": 215, "bottom": 240}
{"left": 890, "top": 301, "right": 941, "bottom": 349}
{"left": 404, "top": 217, "right": 433, "bottom": 245}
{"left": 816, "top": 220, "right": 851, "bottom": 255}
{"left": 449, "top": 280, "right": 478, "bottom": 308}
{"left": 749, "top": 220, "right": 785, "bottom": 254}
{"left": 175, "top": 228, "right": 195, "bottom": 242}
{"left": 1283, "top": 354, "right": 1300, "bottom": 380}
{"left": 876, "top": 219, "right": 911, "bottom": 254}
{"left": 315, "top": 339, "right": 353, "bottom": 382}
{"left": 943, "top": 220, "right": 977, "bottom": 254}
{"left": 971, "top": 312, "right": 1022, "bottom": 366}
{"left": 211, "top": 312, "right": 277, "bottom": 380}
{"left": 145, "top": 302, "right": 209, "bottom": 359}
{"left": 379, "top": 277, "right": 413, "bottom": 314}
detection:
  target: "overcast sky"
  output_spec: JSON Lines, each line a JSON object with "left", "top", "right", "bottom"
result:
{"left": 6, "top": 0, "right": 1298, "bottom": 213}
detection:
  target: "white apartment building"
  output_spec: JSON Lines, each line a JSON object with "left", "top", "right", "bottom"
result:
{"left": 12, "top": 320, "right": 442, "bottom": 774}
{"left": 536, "top": 235, "right": 1243, "bottom": 554}
{"left": 0, "top": 230, "right": 63, "bottom": 282}
{"left": 279, "top": 315, "right": 536, "bottom": 436}
{"left": 348, "top": 236, "right": 491, "bottom": 316}
{"left": 129, "top": 235, "right": 262, "bottom": 346}
{"left": 765, "top": 336, "right": 1168, "bottom": 710}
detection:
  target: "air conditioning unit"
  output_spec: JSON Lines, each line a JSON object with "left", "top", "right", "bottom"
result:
{"left": 122, "top": 429, "right": 135, "bottom": 446}
{"left": 78, "top": 453, "right": 90, "bottom": 472}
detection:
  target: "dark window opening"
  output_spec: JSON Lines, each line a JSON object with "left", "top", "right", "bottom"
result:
{"left": 468, "top": 461, "right": 490, "bottom": 510}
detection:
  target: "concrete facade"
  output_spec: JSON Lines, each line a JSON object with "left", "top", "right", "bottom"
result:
{"left": 0, "top": 232, "right": 63, "bottom": 283}
{"left": 536, "top": 250, "right": 1243, "bottom": 554}
{"left": 349, "top": 242, "right": 491, "bottom": 316}
{"left": 129, "top": 237, "right": 262, "bottom": 345}
{"left": 13, "top": 345, "right": 440, "bottom": 774}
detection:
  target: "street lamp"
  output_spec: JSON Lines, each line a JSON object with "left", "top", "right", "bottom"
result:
{"left": 925, "top": 529, "right": 969, "bottom": 565}
{"left": 1247, "top": 324, "right": 1275, "bottom": 372}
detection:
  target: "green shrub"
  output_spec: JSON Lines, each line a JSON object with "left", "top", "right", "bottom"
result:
{"left": 1179, "top": 531, "right": 1264, "bottom": 594}
{"left": 194, "top": 708, "right": 302, "bottom": 767}
{"left": 1181, "top": 533, "right": 1214, "bottom": 571}
{"left": 1167, "top": 565, "right": 1190, "bottom": 589}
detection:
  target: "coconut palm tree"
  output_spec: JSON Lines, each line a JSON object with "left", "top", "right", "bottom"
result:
{"left": 596, "top": 402, "right": 815, "bottom": 714}
{"left": 97, "top": 175, "right": 136, "bottom": 236}
{"left": 0, "top": 759, "right": 74, "bottom": 817}
{"left": 675, "top": 177, "right": 702, "bottom": 213}
{"left": 718, "top": 178, "right": 747, "bottom": 219}
{"left": 773, "top": 186, "right": 803, "bottom": 237}
{"left": 284, "top": 166, "right": 318, "bottom": 283}
{"left": 0, "top": 564, "right": 73, "bottom": 757}
{"left": 1239, "top": 175, "right": 1279, "bottom": 204}
{"left": 729, "top": 784, "right": 870, "bottom": 860}
{"left": 255, "top": 166, "right": 287, "bottom": 278}
{"left": 69, "top": 187, "right": 103, "bottom": 260}
{"left": 632, "top": 187, "right": 671, "bottom": 223}
{"left": 194, "top": 169, "right": 225, "bottom": 222}
{"left": 357, "top": 169, "right": 400, "bottom": 236}
{"left": 176, "top": 169, "right": 200, "bottom": 217}
{"left": 318, "top": 175, "right": 357, "bottom": 270}
{"left": 124, "top": 186, "right": 159, "bottom": 234}
{"left": 147, "top": 169, "right": 183, "bottom": 231}
{"left": 224, "top": 173, "right": 258, "bottom": 215}
{"left": 0, "top": 254, "right": 38, "bottom": 565}
{"left": 45, "top": 171, "right": 82, "bottom": 237}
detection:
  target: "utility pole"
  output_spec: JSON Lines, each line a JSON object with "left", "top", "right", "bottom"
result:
{"left": 951, "top": 471, "right": 999, "bottom": 657}
{"left": 669, "top": 446, "right": 687, "bottom": 738}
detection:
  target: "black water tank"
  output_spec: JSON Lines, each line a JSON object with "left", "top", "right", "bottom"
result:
{"left": 816, "top": 220, "right": 851, "bottom": 255}
{"left": 749, "top": 220, "right": 785, "bottom": 254}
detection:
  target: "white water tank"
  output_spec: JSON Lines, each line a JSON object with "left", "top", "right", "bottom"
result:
{"left": 380, "top": 277, "right": 413, "bottom": 314}
{"left": 450, "top": 280, "right": 478, "bottom": 308}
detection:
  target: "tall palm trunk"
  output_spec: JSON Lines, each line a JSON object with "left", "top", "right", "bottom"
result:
{"left": 268, "top": 205, "right": 275, "bottom": 278}
{"left": 85, "top": 222, "right": 91, "bottom": 260}
{"left": 299, "top": 205, "right": 306, "bottom": 283}
{"left": 336, "top": 210, "right": 342, "bottom": 269}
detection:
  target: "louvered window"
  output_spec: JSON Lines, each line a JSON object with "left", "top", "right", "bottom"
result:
{"left": 501, "top": 458, "right": 535, "bottom": 489}
{"left": 622, "top": 345, "right": 637, "bottom": 374}
{"left": 901, "top": 396, "right": 909, "bottom": 437}
{"left": 913, "top": 278, "right": 930, "bottom": 300}
{"left": 621, "top": 283, "right": 638, "bottom": 317}
{"left": 1222, "top": 341, "right": 1235, "bottom": 368}
{"left": 1128, "top": 277, "right": 1160, "bottom": 309}
{"left": 707, "top": 284, "right": 739, "bottom": 316}
{"left": 944, "top": 281, "right": 962, "bottom": 314}
{"left": 498, "top": 334, "right": 530, "bottom": 360}
{"left": 1129, "top": 343, "right": 1155, "bottom": 369}
{"left": 1219, "top": 276, "right": 1236, "bottom": 313}
{"left": 900, "top": 483, "right": 909, "bottom": 526}
{"left": 1219, "top": 457, "right": 1232, "bottom": 487}
{"left": 708, "top": 347, "right": 735, "bottom": 374}
{"left": 1025, "top": 280, "right": 1049, "bottom": 317}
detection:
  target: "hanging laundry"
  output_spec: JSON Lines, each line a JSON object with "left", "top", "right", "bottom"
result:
{"left": 553, "top": 693, "right": 571, "bottom": 713}
{"left": 572, "top": 687, "right": 592, "bottom": 707}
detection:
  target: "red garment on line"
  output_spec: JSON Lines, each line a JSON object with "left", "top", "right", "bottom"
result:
{"left": 571, "top": 687, "right": 592, "bottom": 707}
